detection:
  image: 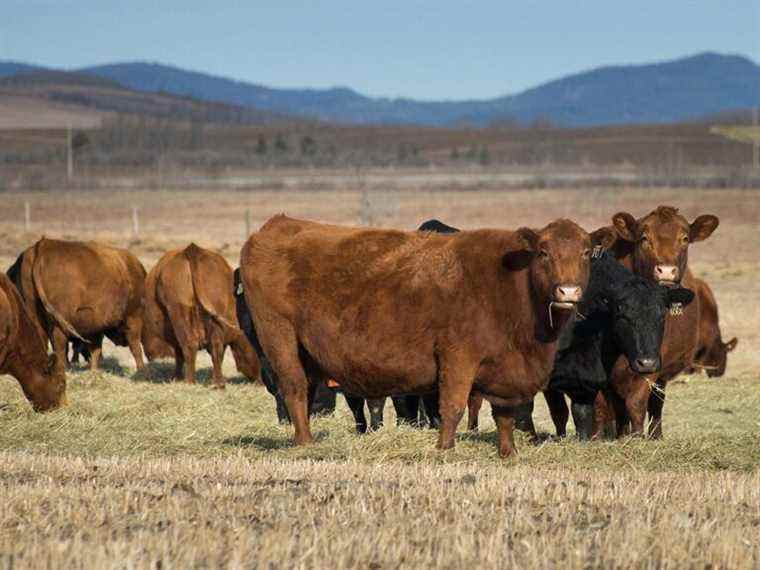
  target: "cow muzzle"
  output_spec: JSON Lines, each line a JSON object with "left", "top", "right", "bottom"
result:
{"left": 631, "top": 356, "right": 661, "bottom": 374}
{"left": 552, "top": 285, "right": 582, "bottom": 309}
{"left": 654, "top": 265, "right": 679, "bottom": 287}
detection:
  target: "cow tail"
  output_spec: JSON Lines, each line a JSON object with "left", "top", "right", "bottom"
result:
{"left": 184, "top": 243, "right": 239, "bottom": 331}
{"left": 31, "top": 241, "right": 87, "bottom": 342}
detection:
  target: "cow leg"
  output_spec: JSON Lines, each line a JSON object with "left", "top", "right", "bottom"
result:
{"left": 491, "top": 405, "right": 518, "bottom": 459}
{"left": 647, "top": 381, "right": 667, "bottom": 439}
{"left": 88, "top": 334, "right": 104, "bottom": 371}
{"left": 625, "top": 378, "right": 651, "bottom": 437}
{"left": 391, "top": 396, "right": 415, "bottom": 427}
{"left": 208, "top": 327, "right": 226, "bottom": 390}
{"left": 543, "top": 389, "right": 569, "bottom": 437}
{"left": 173, "top": 347, "right": 185, "bottom": 380}
{"left": 422, "top": 393, "right": 441, "bottom": 429}
{"left": 163, "top": 303, "right": 200, "bottom": 384}
{"left": 367, "top": 398, "right": 386, "bottom": 431}
{"left": 124, "top": 316, "right": 145, "bottom": 371}
{"left": 182, "top": 344, "right": 198, "bottom": 384}
{"left": 275, "top": 393, "right": 291, "bottom": 424}
{"left": 596, "top": 389, "right": 628, "bottom": 439}
{"left": 344, "top": 394, "right": 368, "bottom": 434}
{"left": 258, "top": 323, "right": 312, "bottom": 445}
{"left": 571, "top": 401, "right": 596, "bottom": 441}
{"left": 308, "top": 382, "right": 337, "bottom": 417}
{"left": 466, "top": 392, "right": 483, "bottom": 431}
{"left": 436, "top": 354, "right": 477, "bottom": 451}
{"left": 514, "top": 400, "right": 537, "bottom": 440}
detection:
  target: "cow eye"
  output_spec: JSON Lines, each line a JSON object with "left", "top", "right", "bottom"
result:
{"left": 582, "top": 249, "right": 591, "bottom": 259}
{"left": 538, "top": 249, "right": 549, "bottom": 259}
{"left": 681, "top": 235, "right": 689, "bottom": 245}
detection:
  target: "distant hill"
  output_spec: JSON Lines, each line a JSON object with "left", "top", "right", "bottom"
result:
{"left": 1, "top": 52, "right": 759, "bottom": 127}
{"left": 0, "top": 70, "right": 297, "bottom": 128}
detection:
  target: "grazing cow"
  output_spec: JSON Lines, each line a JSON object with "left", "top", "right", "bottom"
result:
{"left": 686, "top": 278, "right": 737, "bottom": 378}
{"left": 143, "top": 244, "right": 260, "bottom": 388}
{"left": 241, "top": 215, "right": 593, "bottom": 457}
{"left": 517, "top": 250, "right": 695, "bottom": 439}
{"left": 234, "top": 267, "right": 392, "bottom": 432}
{"left": 0, "top": 272, "right": 67, "bottom": 411}
{"left": 595, "top": 206, "right": 719, "bottom": 438}
{"left": 9, "top": 238, "right": 147, "bottom": 372}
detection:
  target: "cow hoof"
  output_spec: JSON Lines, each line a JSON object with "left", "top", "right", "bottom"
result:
{"left": 498, "top": 446, "right": 517, "bottom": 459}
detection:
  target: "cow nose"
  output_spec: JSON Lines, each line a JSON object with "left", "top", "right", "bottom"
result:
{"left": 654, "top": 265, "right": 679, "bottom": 283}
{"left": 555, "top": 285, "right": 582, "bottom": 304}
{"left": 634, "top": 357, "right": 661, "bottom": 374}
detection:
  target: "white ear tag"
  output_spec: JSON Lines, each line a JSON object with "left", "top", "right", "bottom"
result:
{"left": 236, "top": 282, "right": 244, "bottom": 296}
{"left": 669, "top": 303, "right": 683, "bottom": 316}
{"left": 591, "top": 245, "right": 603, "bottom": 259}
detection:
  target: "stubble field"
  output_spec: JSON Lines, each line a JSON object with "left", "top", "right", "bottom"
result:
{"left": 0, "top": 180, "right": 758, "bottom": 568}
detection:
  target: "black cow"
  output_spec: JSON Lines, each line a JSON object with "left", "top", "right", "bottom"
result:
{"left": 234, "top": 267, "right": 401, "bottom": 432}
{"left": 519, "top": 250, "right": 695, "bottom": 439}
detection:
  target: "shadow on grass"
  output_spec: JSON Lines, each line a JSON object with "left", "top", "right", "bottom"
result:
{"left": 461, "top": 428, "right": 558, "bottom": 446}
{"left": 132, "top": 361, "right": 177, "bottom": 384}
{"left": 67, "top": 355, "right": 129, "bottom": 377}
{"left": 99, "top": 356, "right": 129, "bottom": 376}
{"left": 130, "top": 361, "right": 258, "bottom": 388}
{"left": 222, "top": 430, "right": 330, "bottom": 451}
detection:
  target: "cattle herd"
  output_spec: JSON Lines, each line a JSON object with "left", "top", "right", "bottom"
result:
{"left": 0, "top": 205, "right": 738, "bottom": 457}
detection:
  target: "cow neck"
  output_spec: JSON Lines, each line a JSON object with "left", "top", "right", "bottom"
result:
{"left": 3, "top": 296, "right": 55, "bottom": 407}
{"left": 6, "top": 349, "right": 51, "bottom": 407}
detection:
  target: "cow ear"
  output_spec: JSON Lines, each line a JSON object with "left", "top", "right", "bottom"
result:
{"left": 612, "top": 212, "right": 637, "bottom": 242}
{"left": 503, "top": 228, "right": 538, "bottom": 271}
{"left": 515, "top": 227, "right": 539, "bottom": 250}
{"left": 667, "top": 287, "right": 695, "bottom": 307}
{"left": 590, "top": 226, "right": 618, "bottom": 250}
{"left": 47, "top": 353, "right": 61, "bottom": 374}
{"left": 724, "top": 337, "right": 738, "bottom": 352}
{"left": 502, "top": 250, "right": 534, "bottom": 271}
{"left": 689, "top": 215, "right": 719, "bottom": 243}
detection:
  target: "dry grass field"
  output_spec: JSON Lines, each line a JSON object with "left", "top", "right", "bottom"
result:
{"left": 0, "top": 183, "right": 759, "bottom": 568}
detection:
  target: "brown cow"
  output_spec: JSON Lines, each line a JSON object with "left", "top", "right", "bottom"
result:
{"left": 686, "top": 277, "right": 737, "bottom": 378}
{"left": 143, "top": 243, "right": 260, "bottom": 388}
{"left": 241, "top": 215, "right": 593, "bottom": 457}
{"left": 0, "top": 273, "right": 67, "bottom": 411}
{"left": 595, "top": 206, "right": 719, "bottom": 438}
{"left": 11, "top": 238, "right": 147, "bottom": 373}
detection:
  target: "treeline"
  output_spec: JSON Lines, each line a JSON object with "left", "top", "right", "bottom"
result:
{"left": 1, "top": 114, "right": 758, "bottom": 173}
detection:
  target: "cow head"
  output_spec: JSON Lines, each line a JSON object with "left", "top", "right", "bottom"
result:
{"left": 504, "top": 219, "right": 592, "bottom": 321}
{"left": 29, "top": 353, "right": 68, "bottom": 412}
{"left": 611, "top": 206, "right": 719, "bottom": 287}
{"left": 601, "top": 280, "right": 695, "bottom": 374}
{"left": 696, "top": 336, "right": 738, "bottom": 378}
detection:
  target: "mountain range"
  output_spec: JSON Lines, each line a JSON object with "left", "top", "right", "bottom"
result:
{"left": 1, "top": 52, "right": 758, "bottom": 127}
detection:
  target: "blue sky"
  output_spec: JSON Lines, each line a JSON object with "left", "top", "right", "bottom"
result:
{"left": 3, "top": 1, "right": 759, "bottom": 100}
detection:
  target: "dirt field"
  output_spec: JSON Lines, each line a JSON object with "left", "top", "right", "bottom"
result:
{"left": 0, "top": 184, "right": 758, "bottom": 568}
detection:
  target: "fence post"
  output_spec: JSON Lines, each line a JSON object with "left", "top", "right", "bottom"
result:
{"left": 24, "top": 202, "right": 31, "bottom": 232}
{"left": 132, "top": 206, "right": 140, "bottom": 238}
{"left": 244, "top": 209, "right": 252, "bottom": 240}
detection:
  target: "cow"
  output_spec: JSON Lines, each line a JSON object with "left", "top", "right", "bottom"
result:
{"left": 142, "top": 244, "right": 260, "bottom": 388}
{"left": 594, "top": 206, "right": 719, "bottom": 438}
{"left": 234, "top": 267, "right": 398, "bottom": 432}
{"left": 241, "top": 214, "right": 594, "bottom": 457}
{"left": 686, "top": 277, "right": 737, "bottom": 378}
{"left": 9, "top": 238, "right": 147, "bottom": 373}
{"left": 0, "top": 272, "right": 67, "bottom": 411}
{"left": 515, "top": 250, "right": 695, "bottom": 440}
